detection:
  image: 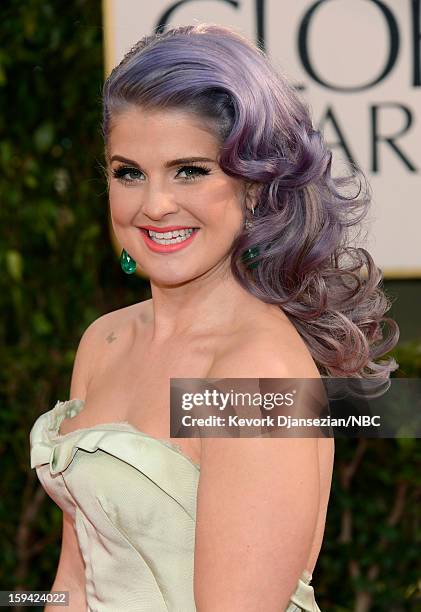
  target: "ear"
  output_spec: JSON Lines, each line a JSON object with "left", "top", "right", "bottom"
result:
{"left": 244, "top": 182, "right": 259, "bottom": 212}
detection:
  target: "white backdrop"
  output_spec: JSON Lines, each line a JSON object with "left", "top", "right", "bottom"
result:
{"left": 102, "top": 0, "right": 421, "bottom": 278}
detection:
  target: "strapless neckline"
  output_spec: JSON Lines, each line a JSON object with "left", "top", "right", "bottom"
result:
{"left": 51, "top": 398, "right": 201, "bottom": 471}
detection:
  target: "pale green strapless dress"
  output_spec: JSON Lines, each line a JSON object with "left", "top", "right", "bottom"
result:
{"left": 29, "top": 399, "right": 322, "bottom": 612}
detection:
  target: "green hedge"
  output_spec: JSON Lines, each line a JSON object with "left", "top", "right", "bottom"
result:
{"left": 0, "top": 2, "right": 419, "bottom": 609}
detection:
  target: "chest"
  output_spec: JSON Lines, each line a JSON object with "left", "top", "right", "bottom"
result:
{"left": 61, "top": 330, "right": 219, "bottom": 465}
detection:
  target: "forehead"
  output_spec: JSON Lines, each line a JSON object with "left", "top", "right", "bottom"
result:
{"left": 108, "top": 106, "right": 220, "bottom": 159}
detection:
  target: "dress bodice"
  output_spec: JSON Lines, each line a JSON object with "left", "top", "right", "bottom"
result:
{"left": 29, "top": 398, "right": 321, "bottom": 611}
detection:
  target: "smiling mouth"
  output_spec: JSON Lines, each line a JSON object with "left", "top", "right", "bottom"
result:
{"left": 140, "top": 227, "right": 200, "bottom": 245}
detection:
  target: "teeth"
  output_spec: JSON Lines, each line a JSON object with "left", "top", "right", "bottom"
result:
{"left": 148, "top": 228, "right": 193, "bottom": 237}
{"left": 147, "top": 228, "right": 196, "bottom": 245}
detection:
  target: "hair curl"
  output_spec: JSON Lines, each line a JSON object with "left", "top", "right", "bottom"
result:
{"left": 101, "top": 23, "right": 399, "bottom": 388}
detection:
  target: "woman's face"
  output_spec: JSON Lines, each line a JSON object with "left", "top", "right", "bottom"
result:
{"left": 107, "top": 106, "right": 249, "bottom": 285}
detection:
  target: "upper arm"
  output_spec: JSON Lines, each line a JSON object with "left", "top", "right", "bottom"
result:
{"left": 69, "top": 316, "right": 105, "bottom": 401}
{"left": 45, "top": 513, "right": 88, "bottom": 609}
{"left": 48, "top": 312, "right": 108, "bottom": 609}
{"left": 47, "top": 314, "right": 115, "bottom": 606}
{"left": 53, "top": 512, "right": 86, "bottom": 589}
{"left": 194, "top": 335, "right": 321, "bottom": 611}
{"left": 51, "top": 316, "right": 108, "bottom": 605}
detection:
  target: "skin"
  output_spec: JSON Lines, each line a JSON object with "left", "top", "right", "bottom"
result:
{"left": 106, "top": 105, "right": 263, "bottom": 342}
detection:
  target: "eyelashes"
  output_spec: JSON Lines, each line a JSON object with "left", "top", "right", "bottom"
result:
{"left": 111, "top": 164, "right": 212, "bottom": 185}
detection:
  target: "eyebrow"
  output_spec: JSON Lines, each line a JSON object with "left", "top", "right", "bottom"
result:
{"left": 109, "top": 155, "right": 215, "bottom": 167}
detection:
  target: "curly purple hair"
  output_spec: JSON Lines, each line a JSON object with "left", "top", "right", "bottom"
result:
{"left": 101, "top": 23, "right": 399, "bottom": 385}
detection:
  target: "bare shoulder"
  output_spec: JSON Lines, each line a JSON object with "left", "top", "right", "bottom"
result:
{"left": 207, "top": 307, "right": 320, "bottom": 379}
{"left": 201, "top": 308, "right": 322, "bottom": 462}
{"left": 86, "top": 298, "right": 152, "bottom": 343}
{"left": 69, "top": 300, "right": 151, "bottom": 400}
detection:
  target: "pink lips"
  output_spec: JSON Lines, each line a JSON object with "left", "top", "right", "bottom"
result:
{"left": 140, "top": 228, "right": 199, "bottom": 253}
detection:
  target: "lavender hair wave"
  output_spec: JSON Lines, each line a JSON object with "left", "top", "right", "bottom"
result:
{"left": 101, "top": 23, "right": 399, "bottom": 385}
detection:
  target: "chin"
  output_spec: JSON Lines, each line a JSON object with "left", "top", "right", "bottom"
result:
{"left": 148, "top": 270, "right": 197, "bottom": 287}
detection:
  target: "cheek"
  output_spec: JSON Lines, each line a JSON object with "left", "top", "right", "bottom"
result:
{"left": 206, "top": 195, "right": 244, "bottom": 232}
{"left": 199, "top": 182, "right": 244, "bottom": 222}
{"left": 108, "top": 185, "right": 137, "bottom": 222}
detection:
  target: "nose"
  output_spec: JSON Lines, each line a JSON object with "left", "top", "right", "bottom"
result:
{"left": 140, "top": 182, "right": 179, "bottom": 220}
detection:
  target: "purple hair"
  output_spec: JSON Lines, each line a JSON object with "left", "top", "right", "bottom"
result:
{"left": 101, "top": 23, "right": 399, "bottom": 385}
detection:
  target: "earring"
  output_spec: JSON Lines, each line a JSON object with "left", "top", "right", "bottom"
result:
{"left": 241, "top": 204, "right": 260, "bottom": 269}
{"left": 120, "top": 248, "right": 137, "bottom": 274}
{"left": 245, "top": 204, "right": 254, "bottom": 231}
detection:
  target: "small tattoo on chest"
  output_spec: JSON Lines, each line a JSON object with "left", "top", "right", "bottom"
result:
{"left": 106, "top": 331, "right": 117, "bottom": 343}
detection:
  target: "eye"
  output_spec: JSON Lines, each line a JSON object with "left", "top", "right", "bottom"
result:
{"left": 110, "top": 164, "right": 211, "bottom": 185}
{"left": 176, "top": 165, "right": 211, "bottom": 181}
{"left": 111, "top": 166, "right": 142, "bottom": 183}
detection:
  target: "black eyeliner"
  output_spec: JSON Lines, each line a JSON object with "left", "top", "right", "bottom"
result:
{"left": 111, "top": 163, "right": 212, "bottom": 183}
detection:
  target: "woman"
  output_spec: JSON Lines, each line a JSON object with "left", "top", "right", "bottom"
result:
{"left": 30, "top": 23, "right": 399, "bottom": 611}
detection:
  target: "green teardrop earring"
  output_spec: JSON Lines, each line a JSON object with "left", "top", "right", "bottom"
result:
{"left": 120, "top": 248, "right": 137, "bottom": 274}
{"left": 241, "top": 245, "right": 260, "bottom": 269}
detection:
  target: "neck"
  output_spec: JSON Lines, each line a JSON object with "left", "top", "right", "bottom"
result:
{"left": 143, "top": 261, "right": 261, "bottom": 343}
